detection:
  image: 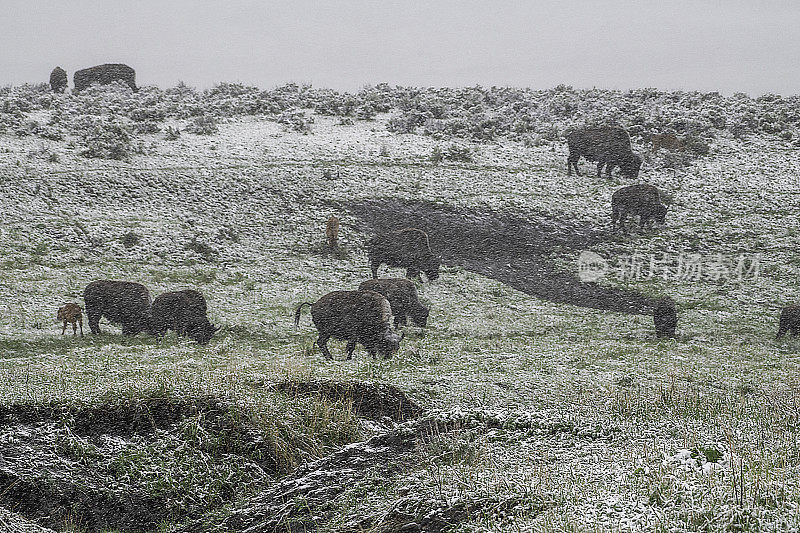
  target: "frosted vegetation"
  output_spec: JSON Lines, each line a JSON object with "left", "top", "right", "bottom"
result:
{"left": 1, "top": 81, "right": 800, "bottom": 531}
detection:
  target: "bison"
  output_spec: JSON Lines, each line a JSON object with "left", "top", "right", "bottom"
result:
{"left": 294, "top": 290, "right": 403, "bottom": 360}
{"left": 57, "top": 303, "right": 83, "bottom": 336}
{"left": 367, "top": 228, "right": 440, "bottom": 281}
{"left": 651, "top": 133, "right": 685, "bottom": 152}
{"left": 49, "top": 67, "right": 67, "bottom": 93}
{"left": 358, "top": 278, "right": 429, "bottom": 328}
{"left": 326, "top": 215, "right": 340, "bottom": 249}
{"left": 151, "top": 289, "right": 219, "bottom": 345}
{"left": 83, "top": 280, "right": 152, "bottom": 335}
{"left": 566, "top": 126, "right": 642, "bottom": 179}
{"left": 653, "top": 297, "right": 677, "bottom": 338}
{"left": 611, "top": 184, "right": 667, "bottom": 232}
{"left": 74, "top": 63, "right": 137, "bottom": 92}
{"left": 776, "top": 305, "right": 800, "bottom": 338}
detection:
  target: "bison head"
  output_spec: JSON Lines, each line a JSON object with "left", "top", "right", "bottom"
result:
{"left": 621, "top": 153, "right": 642, "bottom": 178}
{"left": 423, "top": 255, "right": 441, "bottom": 281}
{"left": 377, "top": 329, "right": 403, "bottom": 358}
{"left": 411, "top": 305, "right": 429, "bottom": 327}
{"left": 187, "top": 320, "right": 220, "bottom": 345}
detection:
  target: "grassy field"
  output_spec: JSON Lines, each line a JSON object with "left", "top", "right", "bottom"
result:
{"left": 2, "top": 112, "right": 800, "bottom": 532}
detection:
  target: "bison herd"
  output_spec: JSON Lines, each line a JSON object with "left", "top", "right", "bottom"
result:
{"left": 63, "top": 280, "right": 219, "bottom": 345}
{"left": 49, "top": 64, "right": 137, "bottom": 93}
{"left": 47, "top": 117, "right": 796, "bottom": 354}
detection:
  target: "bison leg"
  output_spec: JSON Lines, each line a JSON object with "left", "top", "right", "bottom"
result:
{"left": 370, "top": 260, "right": 380, "bottom": 279}
{"left": 345, "top": 340, "right": 357, "bottom": 359}
{"left": 72, "top": 322, "right": 77, "bottom": 336}
{"left": 78, "top": 316, "right": 83, "bottom": 337}
{"left": 87, "top": 311, "right": 101, "bottom": 335}
{"left": 605, "top": 162, "right": 614, "bottom": 179}
{"left": 61, "top": 321, "right": 67, "bottom": 335}
{"left": 611, "top": 207, "right": 620, "bottom": 230}
{"left": 567, "top": 153, "right": 581, "bottom": 176}
{"left": 394, "top": 313, "right": 407, "bottom": 329}
{"left": 406, "top": 267, "right": 420, "bottom": 280}
{"left": 317, "top": 334, "right": 334, "bottom": 360}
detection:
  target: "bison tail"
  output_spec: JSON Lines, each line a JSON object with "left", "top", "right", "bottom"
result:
{"left": 294, "top": 302, "right": 312, "bottom": 327}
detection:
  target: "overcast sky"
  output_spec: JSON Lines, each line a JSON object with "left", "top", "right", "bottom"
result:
{"left": 2, "top": 1, "right": 798, "bottom": 95}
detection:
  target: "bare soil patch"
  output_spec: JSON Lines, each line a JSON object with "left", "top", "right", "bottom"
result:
{"left": 347, "top": 198, "right": 658, "bottom": 314}
{"left": 276, "top": 379, "right": 423, "bottom": 422}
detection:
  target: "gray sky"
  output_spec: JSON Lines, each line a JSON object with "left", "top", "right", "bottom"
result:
{"left": 3, "top": 1, "right": 798, "bottom": 95}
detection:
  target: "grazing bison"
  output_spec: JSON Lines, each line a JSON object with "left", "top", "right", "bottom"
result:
{"left": 651, "top": 133, "right": 685, "bottom": 152}
{"left": 74, "top": 63, "right": 137, "bottom": 92}
{"left": 566, "top": 126, "right": 642, "bottom": 179}
{"left": 294, "top": 290, "right": 403, "bottom": 360}
{"left": 653, "top": 297, "right": 677, "bottom": 338}
{"left": 57, "top": 303, "right": 83, "bottom": 336}
{"left": 326, "top": 215, "right": 340, "bottom": 249}
{"left": 49, "top": 67, "right": 67, "bottom": 93}
{"left": 359, "top": 278, "right": 429, "bottom": 328}
{"left": 151, "top": 289, "right": 219, "bottom": 345}
{"left": 367, "top": 228, "right": 440, "bottom": 281}
{"left": 776, "top": 305, "right": 800, "bottom": 338}
{"left": 83, "top": 280, "right": 152, "bottom": 335}
{"left": 611, "top": 184, "right": 667, "bottom": 232}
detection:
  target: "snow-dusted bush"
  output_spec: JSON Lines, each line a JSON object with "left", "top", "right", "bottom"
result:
{"left": 184, "top": 115, "right": 219, "bottom": 135}
{"left": 277, "top": 108, "right": 313, "bottom": 134}
{"left": 76, "top": 115, "right": 133, "bottom": 160}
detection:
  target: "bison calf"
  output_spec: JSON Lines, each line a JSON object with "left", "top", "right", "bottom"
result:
{"left": 367, "top": 228, "right": 440, "bottom": 282}
{"left": 326, "top": 215, "right": 340, "bottom": 249}
{"left": 654, "top": 297, "right": 677, "bottom": 338}
{"left": 358, "top": 278, "right": 429, "bottom": 328}
{"left": 777, "top": 305, "right": 800, "bottom": 338}
{"left": 151, "top": 290, "right": 219, "bottom": 345}
{"left": 57, "top": 303, "right": 83, "bottom": 336}
{"left": 294, "top": 290, "right": 403, "bottom": 360}
{"left": 84, "top": 280, "right": 152, "bottom": 336}
{"left": 611, "top": 184, "right": 667, "bottom": 232}
{"left": 651, "top": 133, "right": 685, "bottom": 152}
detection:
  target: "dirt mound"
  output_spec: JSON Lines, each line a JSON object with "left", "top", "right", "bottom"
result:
{"left": 276, "top": 380, "right": 423, "bottom": 422}
{"left": 347, "top": 198, "right": 658, "bottom": 314}
{"left": 0, "top": 395, "right": 273, "bottom": 532}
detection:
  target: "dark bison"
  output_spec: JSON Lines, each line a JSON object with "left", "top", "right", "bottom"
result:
{"left": 358, "top": 278, "right": 429, "bottom": 328}
{"left": 653, "top": 297, "right": 677, "bottom": 338}
{"left": 611, "top": 184, "right": 667, "bottom": 232}
{"left": 151, "top": 289, "right": 218, "bottom": 345}
{"left": 49, "top": 67, "right": 67, "bottom": 93}
{"left": 776, "top": 305, "right": 800, "bottom": 338}
{"left": 367, "top": 228, "right": 440, "bottom": 281}
{"left": 74, "top": 63, "right": 137, "bottom": 92}
{"left": 57, "top": 303, "right": 83, "bottom": 336}
{"left": 566, "top": 126, "right": 642, "bottom": 179}
{"left": 294, "top": 290, "right": 403, "bottom": 360}
{"left": 83, "top": 280, "right": 152, "bottom": 335}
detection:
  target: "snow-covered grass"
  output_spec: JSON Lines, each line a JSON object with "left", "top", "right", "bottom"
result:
{"left": 2, "top": 107, "right": 800, "bottom": 531}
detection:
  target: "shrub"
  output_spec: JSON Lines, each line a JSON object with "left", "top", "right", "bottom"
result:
{"left": 184, "top": 115, "right": 219, "bottom": 135}
{"left": 77, "top": 116, "right": 133, "bottom": 160}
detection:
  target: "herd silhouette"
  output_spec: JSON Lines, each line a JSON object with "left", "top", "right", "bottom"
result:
{"left": 49, "top": 122, "right": 792, "bottom": 356}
